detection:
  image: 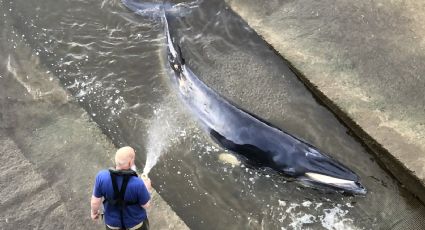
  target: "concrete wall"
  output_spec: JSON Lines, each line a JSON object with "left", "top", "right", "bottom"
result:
{"left": 226, "top": 0, "right": 425, "bottom": 203}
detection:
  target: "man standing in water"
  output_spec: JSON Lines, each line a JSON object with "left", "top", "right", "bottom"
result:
{"left": 91, "top": 146, "right": 152, "bottom": 230}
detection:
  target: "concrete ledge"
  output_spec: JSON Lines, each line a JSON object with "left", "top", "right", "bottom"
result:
{"left": 0, "top": 133, "right": 68, "bottom": 229}
{"left": 226, "top": 0, "right": 425, "bottom": 203}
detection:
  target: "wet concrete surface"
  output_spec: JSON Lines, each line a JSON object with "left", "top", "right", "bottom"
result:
{"left": 0, "top": 132, "right": 68, "bottom": 229}
{"left": 0, "top": 40, "right": 188, "bottom": 230}
{"left": 225, "top": 0, "right": 425, "bottom": 204}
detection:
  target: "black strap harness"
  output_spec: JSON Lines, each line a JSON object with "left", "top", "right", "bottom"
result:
{"left": 105, "top": 169, "right": 139, "bottom": 229}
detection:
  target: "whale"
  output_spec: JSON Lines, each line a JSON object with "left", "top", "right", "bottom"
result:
{"left": 122, "top": 0, "right": 367, "bottom": 195}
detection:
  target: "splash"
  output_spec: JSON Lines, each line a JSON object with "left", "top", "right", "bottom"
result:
{"left": 142, "top": 104, "right": 186, "bottom": 176}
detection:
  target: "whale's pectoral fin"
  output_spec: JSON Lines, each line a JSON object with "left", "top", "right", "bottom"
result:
{"left": 302, "top": 172, "right": 367, "bottom": 194}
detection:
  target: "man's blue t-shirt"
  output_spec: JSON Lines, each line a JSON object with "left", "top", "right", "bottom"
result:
{"left": 93, "top": 169, "right": 150, "bottom": 228}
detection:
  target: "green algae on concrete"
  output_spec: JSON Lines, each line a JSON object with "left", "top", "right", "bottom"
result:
{"left": 225, "top": 0, "right": 425, "bottom": 203}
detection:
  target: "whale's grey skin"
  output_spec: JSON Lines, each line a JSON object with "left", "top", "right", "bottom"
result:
{"left": 123, "top": 0, "right": 366, "bottom": 194}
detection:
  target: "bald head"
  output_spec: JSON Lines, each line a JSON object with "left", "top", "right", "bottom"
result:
{"left": 115, "top": 146, "right": 135, "bottom": 170}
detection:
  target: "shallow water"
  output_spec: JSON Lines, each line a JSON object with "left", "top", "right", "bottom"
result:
{"left": 2, "top": 0, "right": 425, "bottom": 229}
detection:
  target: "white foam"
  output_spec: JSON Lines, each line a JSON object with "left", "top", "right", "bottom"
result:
{"left": 288, "top": 214, "right": 316, "bottom": 229}
{"left": 302, "top": 201, "right": 312, "bottom": 207}
{"left": 278, "top": 200, "right": 287, "bottom": 207}
{"left": 276, "top": 202, "right": 359, "bottom": 230}
{"left": 320, "top": 206, "right": 358, "bottom": 230}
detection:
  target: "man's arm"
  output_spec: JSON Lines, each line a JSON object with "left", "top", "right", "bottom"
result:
{"left": 140, "top": 177, "right": 152, "bottom": 209}
{"left": 142, "top": 200, "right": 151, "bottom": 209}
{"left": 91, "top": 195, "right": 102, "bottom": 220}
{"left": 91, "top": 171, "right": 104, "bottom": 220}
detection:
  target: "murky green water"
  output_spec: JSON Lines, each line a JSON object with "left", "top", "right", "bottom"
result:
{"left": 1, "top": 0, "right": 425, "bottom": 229}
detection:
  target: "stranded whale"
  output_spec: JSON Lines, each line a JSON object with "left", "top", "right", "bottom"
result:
{"left": 123, "top": 0, "right": 366, "bottom": 194}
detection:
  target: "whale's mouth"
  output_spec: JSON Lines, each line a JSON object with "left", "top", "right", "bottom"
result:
{"left": 303, "top": 172, "right": 367, "bottom": 195}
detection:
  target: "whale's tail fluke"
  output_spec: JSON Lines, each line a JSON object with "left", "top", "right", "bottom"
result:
{"left": 121, "top": 0, "right": 163, "bottom": 18}
{"left": 121, "top": 0, "right": 199, "bottom": 18}
{"left": 121, "top": 0, "right": 189, "bottom": 70}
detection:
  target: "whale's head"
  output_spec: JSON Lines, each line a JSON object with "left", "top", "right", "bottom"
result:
{"left": 294, "top": 146, "right": 366, "bottom": 195}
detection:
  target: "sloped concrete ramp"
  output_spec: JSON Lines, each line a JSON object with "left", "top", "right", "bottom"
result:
{"left": 0, "top": 42, "right": 188, "bottom": 230}
{"left": 0, "top": 133, "right": 69, "bottom": 229}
